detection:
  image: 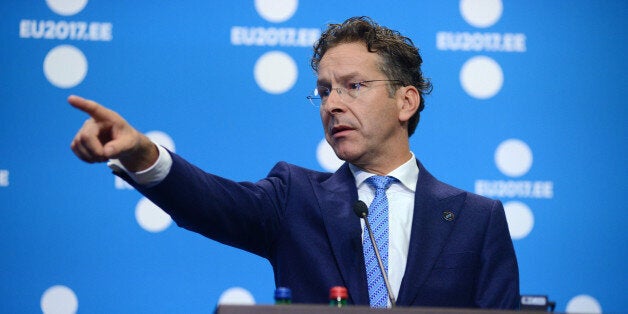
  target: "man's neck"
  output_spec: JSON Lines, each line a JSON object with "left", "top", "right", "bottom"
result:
{"left": 351, "top": 150, "right": 413, "bottom": 175}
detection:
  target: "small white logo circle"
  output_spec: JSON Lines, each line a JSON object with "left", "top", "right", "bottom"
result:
{"left": 495, "top": 139, "right": 533, "bottom": 178}
{"left": 46, "top": 0, "right": 88, "bottom": 16}
{"left": 41, "top": 285, "right": 78, "bottom": 314}
{"left": 218, "top": 287, "right": 256, "bottom": 305}
{"left": 254, "top": 51, "right": 298, "bottom": 94}
{"left": 135, "top": 197, "right": 172, "bottom": 233}
{"left": 460, "top": 55, "right": 503, "bottom": 99}
{"left": 254, "top": 0, "right": 298, "bottom": 23}
{"left": 43, "top": 45, "right": 88, "bottom": 89}
{"left": 459, "top": 0, "right": 503, "bottom": 28}
{"left": 503, "top": 201, "right": 534, "bottom": 240}
{"left": 316, "top": 138, "right": 344, "bottom": 172}
{"left": 566, "top": 295, "right": 602, "bottom": 314}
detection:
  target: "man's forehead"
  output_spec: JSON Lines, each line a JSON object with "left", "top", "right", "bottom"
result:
{"left": 317, "top": 43, "right": 381, "bottom": 82}
{"left": 319, "top": 42, "right": 372, "bottom": 65}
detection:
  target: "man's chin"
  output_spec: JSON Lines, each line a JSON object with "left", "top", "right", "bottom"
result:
{"left": 332, "top": 148, "right": 360, "bottom": 164}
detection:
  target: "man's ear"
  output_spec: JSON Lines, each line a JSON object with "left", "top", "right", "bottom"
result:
{"left": 398, "top": 85, "right": 420, "bottom": 123}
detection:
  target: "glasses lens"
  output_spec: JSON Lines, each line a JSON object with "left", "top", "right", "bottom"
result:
{"left": 346, "top": 83, "right": 361, "bottom": 99}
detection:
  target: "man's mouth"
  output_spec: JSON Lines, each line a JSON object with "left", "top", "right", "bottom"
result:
{"left": 331, "top": 125, "right": 354, "bottom": 136}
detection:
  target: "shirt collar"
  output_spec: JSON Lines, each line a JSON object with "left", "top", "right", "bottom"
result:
{"left": 349, "top": 152, "right": 418, "bottom": 192}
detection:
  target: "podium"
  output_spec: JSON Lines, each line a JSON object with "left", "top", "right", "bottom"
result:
{"left": 217, "top": 304, "right": 548, "bottom": 314}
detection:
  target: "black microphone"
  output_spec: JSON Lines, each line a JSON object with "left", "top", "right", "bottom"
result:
{"left": 353, "top": 200, "right": 396, "bottom": 307}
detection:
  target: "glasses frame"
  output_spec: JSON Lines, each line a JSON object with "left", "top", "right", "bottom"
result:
{"left": 306, "top": 79, "right": 404, "bottom": 107}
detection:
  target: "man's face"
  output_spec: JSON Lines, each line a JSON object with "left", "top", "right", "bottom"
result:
{"left": 317, "top": 42, "right": 407, "bottom": 168}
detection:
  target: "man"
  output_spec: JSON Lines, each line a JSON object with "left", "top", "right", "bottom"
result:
{"left": 70, "top": 17, "right": 519, "bottom": 309}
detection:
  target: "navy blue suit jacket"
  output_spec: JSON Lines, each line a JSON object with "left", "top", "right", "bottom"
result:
{"left": 123, "top": 152, "right": 519, "bottom": 309}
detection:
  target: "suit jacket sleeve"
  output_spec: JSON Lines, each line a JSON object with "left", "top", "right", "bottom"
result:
{"left": 118, "top": 150, "right": 289, "bottom": 258}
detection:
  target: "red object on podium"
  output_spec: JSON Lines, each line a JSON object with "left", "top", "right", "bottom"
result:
{"left": 329, "top": 286, "right": 348, "bottom": 307}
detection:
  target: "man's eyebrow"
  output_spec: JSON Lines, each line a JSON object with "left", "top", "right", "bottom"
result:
{"left": 316, "top": 78, "right": 330, "bottom": 86}
{"left": 316, "top": 72, "right": 363, "bottom": 86}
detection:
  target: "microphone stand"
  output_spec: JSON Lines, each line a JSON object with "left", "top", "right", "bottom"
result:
{"left": 362, "top": 213, "right": 397, "bottom": 308}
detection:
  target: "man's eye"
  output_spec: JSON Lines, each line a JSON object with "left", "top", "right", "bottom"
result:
{"left": 348, "top": 82, "right": 363, "bottom": 90}
{"left": 317, "top": 87, "right": 331, "bottom": 97}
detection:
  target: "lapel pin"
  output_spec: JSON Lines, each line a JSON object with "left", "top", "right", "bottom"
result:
{"left": 442, "top": 211, "right": 454, "bottom": 221}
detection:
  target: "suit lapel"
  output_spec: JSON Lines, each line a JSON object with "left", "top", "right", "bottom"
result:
{"left": 396, "top": 160, "right": 466, "bottom": 305}
{"left": 312, "top": 163, "right": 369, "bottom": 305}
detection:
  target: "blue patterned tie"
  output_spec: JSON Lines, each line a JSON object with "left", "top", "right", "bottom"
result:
{"left": 363, "top": 175, "right": 396, "bottom": 308}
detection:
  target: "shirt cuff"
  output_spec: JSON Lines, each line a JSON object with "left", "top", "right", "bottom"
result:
{"left": 107, "top": 144, "right": 173, "bottom": 187}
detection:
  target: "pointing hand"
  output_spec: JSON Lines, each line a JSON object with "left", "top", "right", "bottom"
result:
{"left": 69, "top": 95, "right": 158, "bottom": 172}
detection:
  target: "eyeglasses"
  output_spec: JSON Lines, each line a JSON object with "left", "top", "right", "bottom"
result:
{"left": 306, "top": 79, "right": 403, "bottom": 107}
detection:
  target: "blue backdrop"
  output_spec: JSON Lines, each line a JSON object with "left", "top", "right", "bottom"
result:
{"left": 1, "top": 1, "right": 626, "bottom": 313}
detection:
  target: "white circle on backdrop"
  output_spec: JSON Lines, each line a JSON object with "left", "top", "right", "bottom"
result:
{"left": 459, "top": 0, "right": 503, "bottom": 28}
{"left": 146, "top": 131, "right": 176, "bottom": 153}
{"left": 566, "top": 295, "right": 602, "bottom": 314}
{"left": 217, "top": 287, "right": 256, "bottom": 305}
{"left": 316, "top": 138, "right": 344, "bottom": 172}
{"left": 41, "top": 285, "right": 78, "bottom": 314}
{"left": 135, "top": 197, "right": 172, "bottom": 233}
{"left": 503, "top": 201, "right": 534, "bottom": 240}
{"left": 254, "top": 0, "right": 298, "bottom": 23}
{"left": 495, "top": 139, "right": 533, "bottom": 178}
{"left": 460, "top": 55, "right": 503, "bottom": 99}
{"left": 46, "top": 0, "right": 88, "bottom": 16}
{"left": 43, "top": 45, "right": 88, "bottom": 89}
{"left": 254, "top": 51, "right": 298, "bottom": 94}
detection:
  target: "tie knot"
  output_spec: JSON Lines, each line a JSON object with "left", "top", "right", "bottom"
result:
{"left": 365, "top": 175, "right": 396, "bottom": 191}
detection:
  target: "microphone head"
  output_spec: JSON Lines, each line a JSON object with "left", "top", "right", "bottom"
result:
{"left": 353, "top": 201, "right": 368, "bottom": 218}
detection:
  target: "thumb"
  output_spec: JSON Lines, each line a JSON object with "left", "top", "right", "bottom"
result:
{"left": 104, "top": 133, "right": 158, "bottom": 172}
{"left": 103, "top": 125, "right": 144, "bottom": 159}
{"left": 102, "top": 135, "right": 135, "bottom": 159}
{"left": 103, "top": 143, "right": 118, "bottom": 158}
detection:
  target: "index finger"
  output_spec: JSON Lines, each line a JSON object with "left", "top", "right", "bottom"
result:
{"left": 68, "top": 95, "right": 118, "bottom": 122}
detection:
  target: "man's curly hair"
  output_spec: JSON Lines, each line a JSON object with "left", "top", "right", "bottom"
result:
{"left": 311, "top": 16, "right": 432, "bottom": 137}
